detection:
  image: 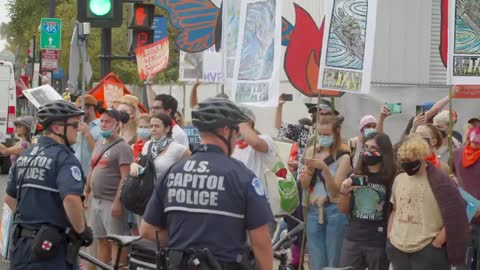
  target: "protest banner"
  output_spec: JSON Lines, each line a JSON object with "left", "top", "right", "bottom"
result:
{"left": 88, "top": 73, "right": 148, "bottom": 113}
{"left": 135, "top": 37, "right": 169, "bottom": 80}
{"left": 231, "top": 0, "right": 282, "bottom": 107}
{"left": 179, "top": 46, "right": 222, "bottom": 83}
{"left": 447, "top": 0, "right": 480, "bottom": 85}
{"left": 22, "top": 84, "right": 63, "bottom": 109}
{"left": 184, "top": 125, "right": 200, "bottom": 145}
{"left": 318, "top": 0, "right": 378, "bottom": 95}
{"left": 453, "top": 85, "right": 480, "bottom": 99}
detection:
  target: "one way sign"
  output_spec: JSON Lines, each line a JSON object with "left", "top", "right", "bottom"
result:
{"left": 40, "top": 18, "right": 62, "bottom": 50}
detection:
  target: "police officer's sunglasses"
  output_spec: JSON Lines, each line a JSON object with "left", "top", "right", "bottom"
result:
{"left": 55, "top": 121, "right": 81, "bottom": 129}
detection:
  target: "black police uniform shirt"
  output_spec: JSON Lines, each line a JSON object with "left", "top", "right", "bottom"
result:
{"left": 143, "top": 144, "right": 274, "bottom": 262}
{"left": 6, "top": 136, "right": 85, "bottom": 230}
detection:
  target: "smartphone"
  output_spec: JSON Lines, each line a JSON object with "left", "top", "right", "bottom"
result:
{"left": 385, "top": 102, "right": 402, "bottom": 114}
{"left": 351, "top": 175, "right": 369, "bottom": 186}
{"left": 281, "top": 93, "right": 293, "bottom": 101}
{"left": 415, "top": 105, "right": 425, "bottom": 116}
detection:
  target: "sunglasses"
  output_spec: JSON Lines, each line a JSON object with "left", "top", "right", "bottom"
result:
{"left": 56, "top": 122, "right": 80, "bottom": 129}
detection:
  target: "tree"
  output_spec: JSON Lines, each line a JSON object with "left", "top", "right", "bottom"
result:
{"left": 0, "top": 0, "right": 179, "bottom": 88}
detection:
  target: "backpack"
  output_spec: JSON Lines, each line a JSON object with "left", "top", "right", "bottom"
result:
{"left": 120, "top": 142, "right": 158, "bottom": 215}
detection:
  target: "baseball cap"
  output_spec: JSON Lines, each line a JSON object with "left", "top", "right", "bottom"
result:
{"left": 359, "top": 115, "right": 378, "bottom": 132}
{"left": 75, "top": 94, "right": 98, "bottom": 108}
{"left": 239, "top": 106, "right": 256, "bottom": 122}
{"left": 306, "top": 99, "right": 340, "bottom": 115}
{"left": 423, "top": 102, "right": 435, "bottom": 111}
{"left": 98, "top": 108, "right": 130, "bottom": 124}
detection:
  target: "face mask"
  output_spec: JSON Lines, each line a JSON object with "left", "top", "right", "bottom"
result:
{"left": 470, "top": 128, "right": 480, "bottom": 144}
{"left": 363, "top": 128, "right": 376, "bottom": 138}
{"left": 401, "top": 160, "right": 422, "bottom": 176}
{"left": 318, "top": 135, "right": 334, "bottom": 148}
{"left": 439, "top": 129, "right": 447, "bottom": 138}
{"left": 100, "top": 129, "right": 113, "bottom": 139}
{"left": 137, "top": 128, "right": 151, "bottom": 139}
{"left": 362, "top": 150, "right": 382, "bottom": 166}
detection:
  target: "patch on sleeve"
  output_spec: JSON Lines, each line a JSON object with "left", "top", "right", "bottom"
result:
{"left": 71, "top": 166, "right": 82, "bottom": 182}
{"left": 251, "top": 178, "right": 265, "bottom": 196}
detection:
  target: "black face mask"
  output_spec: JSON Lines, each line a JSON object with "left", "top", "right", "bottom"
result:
{"left": 362, "top": 150, "right": 382, "bottom": 166}
{"left": 439, "top": 129, "right": 447, "bottom": 138}
{"left": 401, "top": 160, "right": 422, "bottom": 176}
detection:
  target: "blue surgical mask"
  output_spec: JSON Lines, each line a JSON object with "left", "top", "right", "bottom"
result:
{"left": 363, "top": 128, "right": 376, "bottom": 138}
{"left": 318, "top": 135, "right": 334, "bottom": 147}
{"left": 137, "top": 128, "right": 151, "bottom": 139}
{"left": 100, "top": 129, "right": 114, "bottom": 139}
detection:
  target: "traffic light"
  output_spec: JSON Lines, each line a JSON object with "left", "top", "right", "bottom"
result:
{"left": 127, "top": 3, "right": 155, "bottom": 53}
{"left": 78, "top": 0, "right": 123, "bottom": 28}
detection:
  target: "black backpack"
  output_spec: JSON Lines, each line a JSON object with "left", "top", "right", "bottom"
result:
{"left": 120, "top": 143, "right": 157, "bottom": 215}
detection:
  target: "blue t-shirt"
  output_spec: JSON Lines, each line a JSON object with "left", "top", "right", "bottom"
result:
{"left": 143, "top": 144, "right": 274, "bottom": 262}
{"left": 6, "top": 136, "right": 85, "bottom": 229}
{"left": 72, "top": 119, "right": 101, "bottom": 174}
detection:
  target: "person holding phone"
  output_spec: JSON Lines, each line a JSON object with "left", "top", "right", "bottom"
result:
{"left": 338, "top": 132, "right": 397, "bottom": 270}
{"left": 300, "top": 115, "right": 352, "bottom": 269}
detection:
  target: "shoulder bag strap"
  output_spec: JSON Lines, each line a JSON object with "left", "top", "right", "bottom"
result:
{"left": 92, "top": 138, "right": 123, "bottom": 169}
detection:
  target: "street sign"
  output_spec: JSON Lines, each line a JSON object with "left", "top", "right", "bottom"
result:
{"left": 153, "top": 16, "right": 167, "bottom": 42}
{"left": 40, "top": 18, "right": 62, "bottom": 50}
{"left": 41, "top": 50, "right": 58, "bottom": 71}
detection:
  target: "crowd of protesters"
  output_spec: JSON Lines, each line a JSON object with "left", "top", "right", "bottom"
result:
{"left": 3, "top": 81, "right": 480, "bottom": 270}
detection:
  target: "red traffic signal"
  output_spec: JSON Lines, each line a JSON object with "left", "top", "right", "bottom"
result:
{"left": 127, "top": 3, "right": 155, "bottom": 53}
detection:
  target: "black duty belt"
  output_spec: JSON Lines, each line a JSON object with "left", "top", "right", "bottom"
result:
{"left": 18, "top": 225, "right": 39, "bottom": 239}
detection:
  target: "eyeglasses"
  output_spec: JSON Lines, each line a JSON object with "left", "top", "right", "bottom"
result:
{"left": 149, "top": 106, "right": 163, "bottom": 111}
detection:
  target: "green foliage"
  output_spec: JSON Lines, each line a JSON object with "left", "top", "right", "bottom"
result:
{"left": 0, "top": 0, "right": 180, "bottom": 87}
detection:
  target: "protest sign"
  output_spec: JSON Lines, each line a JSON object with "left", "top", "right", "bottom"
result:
{"left": 459, "top": 188, "right": 480, "bottom": 222}
{"left": 453, "top": 85, "right": 480, "bottom": 99}
{"left": 179, "top": 46, "right": 222, "bottom": 83}
{"left": 447, "top": 0, "right": 480, "bottom": 85}
{"left": 135, "top": 37, "right": 169, "bottom": 80}
{"left": 0, "top": 203, "right": 13, "bottom": 259}
{"left": 318, "top": 0, "right": 378, "bottom": 95}
{"left": 22, "top": 84, "right": 63, "bottom": 109}
{"left": 184, "top": 126, "right": 200, "bottom": 145}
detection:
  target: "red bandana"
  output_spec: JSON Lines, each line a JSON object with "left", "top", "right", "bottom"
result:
{"left": 425, "top": 152, "right": 440, "bottom": 168}
{"left": 236, "top": 140, "right": 249, "bottom": 149}
{"left": 463, "top": 143, "right": 480, "bottom": 168}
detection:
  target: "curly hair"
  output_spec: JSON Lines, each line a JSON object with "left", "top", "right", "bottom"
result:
{"left": 397, "top": 134, "right": 430, "bottom": 161}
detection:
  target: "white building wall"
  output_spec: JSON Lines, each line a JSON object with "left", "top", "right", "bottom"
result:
{"left": 148, "top": 0, "right": 475, "bottom": 144}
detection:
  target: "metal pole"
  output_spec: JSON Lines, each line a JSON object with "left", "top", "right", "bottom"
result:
{"left": 100, "top": 28, "right": 112, "bottom": 77}
{"left": 49, "top": 0, "right": 55, "bottom": 17}
{"left": 31, "top": 35, "right": 36, "bottom": 87}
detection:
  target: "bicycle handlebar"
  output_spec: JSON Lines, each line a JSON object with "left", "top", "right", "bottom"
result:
{"left": 272, "top": 222, "right": 304, "bottom": 251}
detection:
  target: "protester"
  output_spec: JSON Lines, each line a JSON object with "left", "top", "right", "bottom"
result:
{"left": 348, "top": 115, "right": 378, "bottom": 167}
{"left": 0, "top": 115, "right": 33, "bottom": 168}
{"left": 232, "top": 106, "right": 276, "bottom": 191}
{"left": 85, "top": 108, "right": 134, "bottom": 266}
{"left": 118, "top": 94, "right": 139, "bottom": 145}
{"left": 453, "top": 127, "right": 480, "bottom": 269}
{"left": 174, "top": 111, "right": 185, "bottom": 128}
{"left": 431, "top": 110, "right": 462, "bottom": 163}
{"left": 387, "top": 135, "right": 468, "bottom": 270}
{"left": 189, "top": 79, "right": 230, "bottom": 109}
{"left": 414, "top": 123, "right": 449, "bottom": 173}
{"left": 130, "top": 113, "right": 190, "bottom": 181}
{"left": 338, "top": 132, "right": 396, "bottom": 270}
{"left": 72, "top": 95, "right": 102, "bottom": 174}
{"left": 132, "top": 114, "right": 151, "bottom": 161}
{"left": 300, "top": 115, "right": 352, "bottom": 269}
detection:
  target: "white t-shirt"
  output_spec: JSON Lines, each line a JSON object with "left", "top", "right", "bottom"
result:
{"left": 172, "top": 125, "right": 189, "bottom": 147}
{"left": 232, "top": 134, "right": 277, "bottom": 187}
{"left": 142, "top": 140, "right": 189, "bottom": 180}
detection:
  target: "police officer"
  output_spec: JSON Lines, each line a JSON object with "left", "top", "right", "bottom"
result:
{"left": 140, "top": 98, "right": 274, "bottom": 270}
{"left": 5, "top": 100, "right": 93, "bottom": 270}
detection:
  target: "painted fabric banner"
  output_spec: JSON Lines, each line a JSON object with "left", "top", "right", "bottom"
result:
{"left": 135, "top": 37, "right": 169, "bottom": 80}
{"left": 318, "top": 0, "right": 377, "bottom": 94}
{"left": 232, "top": 0, "right": 282, "bottom": 107}
{"left": 447, "top": 0, "right": 480, "bottom": 85}
{"left": 179, "top": 46, "right": 223, "bottom": 83}
{"left": 224, "top": 0, "right": 241, "bottom": 80}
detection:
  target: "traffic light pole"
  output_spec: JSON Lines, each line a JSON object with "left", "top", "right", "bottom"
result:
{"left": 100, "top": 28, "right": 112, "bottom": 77}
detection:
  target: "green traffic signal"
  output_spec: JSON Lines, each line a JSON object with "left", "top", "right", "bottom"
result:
{"left": 89, "top": 0, "right": 112, "bottom": 16}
